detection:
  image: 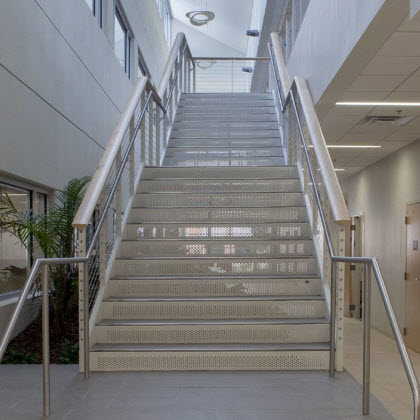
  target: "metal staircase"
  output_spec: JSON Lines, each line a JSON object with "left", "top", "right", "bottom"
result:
{"left": 89, "top": 92, "right": 330, "bottom": 371}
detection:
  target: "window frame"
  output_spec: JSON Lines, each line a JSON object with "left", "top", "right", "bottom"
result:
{"left": 114, "top": 2, "right": 131, "bottom": 78}
{"left": 85, "top": 0, "right": 103, "bottom": 27}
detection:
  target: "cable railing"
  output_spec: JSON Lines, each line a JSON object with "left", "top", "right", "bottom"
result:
{"left": 269, "top": 31, "right": 420, "bottom": 419}
{"left": 192, "top": 57, "right": 270, "bottom": 93}
{"left": 0, "top": 32, "right": 195, "bottom": 417}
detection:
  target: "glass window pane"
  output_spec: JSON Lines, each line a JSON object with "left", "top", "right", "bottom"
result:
{"left": 114, "top": 11, "right": 126, "bottom": 71}
{"left": 35, "top": 192, "right": 47, "bottom": 215}
{"left": 85, "top": 0, "right": 94, "bottom": 12}
{"left": 0, "top": 184, "right": 29, "bottom": 294}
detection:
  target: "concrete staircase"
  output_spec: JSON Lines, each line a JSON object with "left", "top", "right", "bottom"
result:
{"left": 89, "top": 93, "right": 329, "bottom": 371}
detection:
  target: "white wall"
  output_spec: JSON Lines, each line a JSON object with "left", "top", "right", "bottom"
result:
{"left": 246, "top": 0, "right": 267, "bottom": 57}
{"left": 342, "top": 139, "right": 420, "bottom": 335}
{"left": 286, "top": 0, "right": 407, "bottom": 115}
{"left": 0, "top": 0, "right": 169, "bottom": 191}
{"left": 171, "top": 19, "right": 244, "bottom": 57}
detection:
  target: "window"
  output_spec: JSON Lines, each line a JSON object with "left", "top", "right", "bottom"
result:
{"left": 163, "top": 1, "right": 171, "bottom": 45}
{"left": 84, "top": 0, "right": 102, "bottom": 27}
{"left": 114, "top": 4, "right": 131, "bottom": 77}
{"left": 137, "top": 49, "right": 149, "bottom": 78}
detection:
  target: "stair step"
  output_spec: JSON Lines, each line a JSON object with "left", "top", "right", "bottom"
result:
{"left": 138, "top": 178, "right": 301, "bottom": 193}
{"left": 175, "top": 114, "right": 278, "bottom": 123}
{"left": 161, "top": 157, "right": 286, "bottom": 167}
{"left": 173, "top": 121, "right": 279, "bottom": 129}
{"left": 91, "top": 343, "right": 329, "bottom": 352}
{"left": 118, "top": 239, "right": 313, "bottom": 259}
{"left": 181, "top": 93, "right": 273, "bottom": 100}
{"left": 93, "top": 321, "right": 330, "bottom": 345}
{"left": 101, "top": 298, "right": 325, "bottom": 320}
{"left": 105, "top": 295, "right": 323, "bottom": 302}
{"left": 141, "top": 166, "right": 298, "bottom": 180}
{"left": 133, "top": 192, "right": 304, "bottom": 208}
{"left": 169, "top": 139, "right": 281, "bottom": 148}
{"left": 97, "top": 317, "right": 329, "bottom": 326}
{"left": 108, "top": 277, "right": 322, "bottom": 298}
{"left": 164, "top": 147, "right": 283, "bottom": 158}
{"left": 112, "top": 257, "right": 318, "bottom": 278}
{"left": 124, "top": 222, "right": 311, "bottom": 240}
{"left": 178, "top": 100, "right": 275, "bottom": 108}
{"left": 129, "top": 207, "right": 308, "bottom": 223}
{"left": 170, "top": 129, "right": 280, "bottom": 138}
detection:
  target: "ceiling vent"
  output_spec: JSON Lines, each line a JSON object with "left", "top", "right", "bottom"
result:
{"left": 357, "top": 115, "right": 414, "bottom": 127}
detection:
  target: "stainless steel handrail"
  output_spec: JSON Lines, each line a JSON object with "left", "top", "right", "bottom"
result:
{"left": 268, "top": 39, "right": 420, "bottom": 419}
{"left": 0, "top": 35, "right": 191, "bottom": 417}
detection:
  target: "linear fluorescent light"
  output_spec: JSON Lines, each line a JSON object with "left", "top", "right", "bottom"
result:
{"left": 337, "top": 102, "right": 420, "bottom": 107}
{"left": 334, "top": 168, "right": 345, "bottom": 171}
{"left": 309, "top": 145, "right": 381, "bottom": 149}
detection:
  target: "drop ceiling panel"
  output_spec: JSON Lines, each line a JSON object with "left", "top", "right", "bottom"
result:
{"left": 347, "top": 75, "right": 406, "bottom": 91}
{"left": 376, "top": 32, "right": 420, "bottom": 57}
{"left": 338, "top": 91, "right": 391, "bottom": 102}
{"left": 362, "top": 56, "right": 420, "bottom": 76}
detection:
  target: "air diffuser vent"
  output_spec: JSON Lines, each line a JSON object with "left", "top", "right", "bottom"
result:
{"left": 358, "top": 115, "right": 414, "bottom": 127}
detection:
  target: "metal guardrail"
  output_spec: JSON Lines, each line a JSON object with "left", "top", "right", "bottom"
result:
{"left": 269, "top": 33, "right": 420, "bottom": 419}
{"left": 0, "top": 32, "right": 194, "bottom": 417}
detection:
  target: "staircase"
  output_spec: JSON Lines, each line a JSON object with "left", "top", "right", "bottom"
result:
{"left": 89, "top": 92, "right": 330, "bottom": 371}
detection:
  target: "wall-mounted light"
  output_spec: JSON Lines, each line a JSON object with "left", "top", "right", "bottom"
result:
{"left": 246, "top": 30, "right": 260, "bottom": 37}
{"left": 242, "top": 67, "right": 253, "bottom": 73}
{"left": 337, "top": 102, "right": 420, "bottom": 107}
{"left": 186, "top": 11, "right": 215, "bottom": 26}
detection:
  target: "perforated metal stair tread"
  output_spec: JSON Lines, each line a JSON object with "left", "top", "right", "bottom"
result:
{"left": 115, "top": 255, "right": 314, "bottom": 261}
{"left": 90, "top": 343, "right": 330, "bottom": 352}
{"left": 121, "top": 238, "right": 313, "bottom": 242}
{"left": 110, "top": 274, "right": 321, "bottom": 280}
{"left": 104, "top": 295, "right": 324, "bottom": 302}
{"left": 96, "top": 317, "right": 329, "bottom": 326}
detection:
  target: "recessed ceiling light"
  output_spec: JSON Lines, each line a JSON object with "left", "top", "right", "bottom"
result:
{"left": 309, "top": 145, "right": 381, "bottom": 148}
{"left": 186, "top": 11, "right": 215, "bottom": 26}
{"left": 337, "top": 102, "right": 420, "bottom": 107}
{"left": 335, "top": 169, "right": 345, "bottom": 171}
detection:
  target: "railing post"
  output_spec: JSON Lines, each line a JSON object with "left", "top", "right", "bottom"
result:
{"left": 129, "top": 116, "right": 135, "bottom": 196}
{"left": 363, "top": 263, "right": 371, "bottom": 415}
{"left": 193, "top": 60, "right": 196, "bottom": 93}
{"left": 155, "top": 104, "right": 161, "bottom": 165}
{"left": 336, "top": 227, "right": 346, "bottom": 371}
{"left": 148, "top": 99, "right": 154, "bottom": 165}
{"left": 115, "top": 148, "right": 122, "bottom": 238}
{"left": 83, "top": 260, "right": 89, "bottom": 379}
{"left": 187, "top": 57, "right": 191, "bottom": 92}
{"left": 78, "top": 228, "right": 87, "bottom": 374}
{"left": 99, "top": 191, "right": 106, "bottom": 285}
{"left": 329, "top": 260, "right": 336, "bottom": 378}
{"left": 42, "top": 264, "right": 50, "bottom": 417}
{"left": 140, "top": 91, "right": 146, "bottom": 164}
{"left": 183, "top": 54, "right": 187, "bottom": 92}
{"left": 162, "top": 93, "right": 168, "bottom": 151}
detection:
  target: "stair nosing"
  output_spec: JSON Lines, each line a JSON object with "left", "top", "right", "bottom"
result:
{"left": 131, "top": 205, "right": 306, "bottom": 210}
{"left": 125, "top": 221, "right": 310, "bottom": 225}
{"left": 135, "top": 191, "right": 302, "bottom": 195}
{"left": 116, "top": 255, "right": 315, "bottom": 261}
{"left": 110, "top": 274, "right": 321, "bottom": 280}
{"left": 90, "top": 343, "right": 330, "bottom": 352}
{"left": 120, "top": 238, "right": 313, "bottom": 242}
{"left": 96, "top": 317, "right": 330, "bottom": 326}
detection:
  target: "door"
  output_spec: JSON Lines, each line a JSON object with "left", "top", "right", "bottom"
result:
{"left": 405, "top": 203, "right": 420, "bottom": 352}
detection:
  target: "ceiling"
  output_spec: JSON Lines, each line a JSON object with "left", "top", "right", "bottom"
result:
{"left": 168, "top": 0, "right": 254, "bottom": 54}
{"left": 321, "top": 14, "right": 420, "bottom": 180}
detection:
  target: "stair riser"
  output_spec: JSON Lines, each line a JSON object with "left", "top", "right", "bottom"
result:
{"left": 108, "top": 278, "right": 322, "bottom": 298}
{"left": 178, "top": 100, "right": 275, "bottom": 108}
{"left": 169, "top": 139, "right": 281, "bottom": 148}
{"left": 173, "top": 122, "right": 279, "bottom": 129}
{"left": 161, "top": 157, "right": 286, "bottom": 167}
{"left": 117, "top": 240, "right": 313, "bottom": 259}
{"left": 138, "top": 179, "right": 301, "bottom": 193}
{"left": 90, "top": 351, "right": 329, "bottom": 371}
{"left": 129, "top": 208, "right": 308, "bottom": 223}
{"left": 93, "top": 324, "right": 329, "bottom": 344}
{"left": 175, "top": 114, "right": 278, "bottom": 123}
{"left": 133, "top": 193, "right": 304, "bottom": 208}
{"left": 101, "top": 300, "right": 326, "bottom": 320}
{"left": 112, "top": 258, "right": 318, "bottom": 277}
{"left": 124, "top": 223, "right": 311, "bottom": 240}
{"left": 141, "top": 166, "right": 298, "bottom": 180}
{"left": 171, "top": 129, "right": 280, "bottom": 138}
{"left": 165, "top": 148, "right": 283, "bottom": 158}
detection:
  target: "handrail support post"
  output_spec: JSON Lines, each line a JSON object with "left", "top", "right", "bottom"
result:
{"left": 42, "top": 264, "right": 50, "bottom": 417}
{"left": 329, "top": 261, "right": 336, "bottom": 377}
{"left": 363, "top": 263, "right": 371, "bottom": 415}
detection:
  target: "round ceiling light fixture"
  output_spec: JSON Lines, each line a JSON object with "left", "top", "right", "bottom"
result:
{"left": 196, "top": 60, "right": 216, "bottom": 69}
{"left": 186, "top": 11, "right": 215, "bottom": 26}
